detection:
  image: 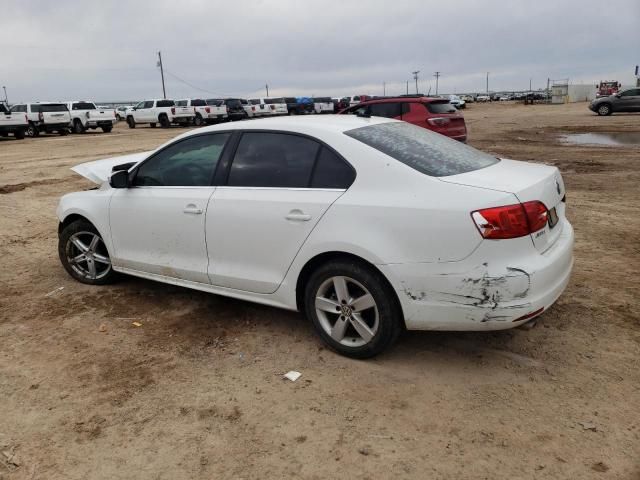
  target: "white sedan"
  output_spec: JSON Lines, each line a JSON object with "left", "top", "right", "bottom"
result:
{"left": 57, "top": 116, "right": 574, "bottom": 358}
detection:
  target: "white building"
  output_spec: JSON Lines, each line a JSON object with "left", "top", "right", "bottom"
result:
{"left": 551, "top": 83, "right": 596, "bottom": 103}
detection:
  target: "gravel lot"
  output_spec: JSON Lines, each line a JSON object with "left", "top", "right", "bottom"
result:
{"left": 0, "top": 102, "right": 638, "bottom": 479}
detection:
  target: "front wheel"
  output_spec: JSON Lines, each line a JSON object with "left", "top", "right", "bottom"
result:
{"left": 159, "top": 115, "right": 170, "bottom": 128}
{"left": 127, "top": 116, "right": 136, "bottom": 128}
{"left": 73, "top": 119, "right": 85, "bottom": 134}
{"left": 26, "top": 123, "right": 39, "bottom": 137}
{"left": 304, "top": 260, "right": 402, "bottom": 358}
{"left": 597, "top": 103, "right": 612, "bottom": 116}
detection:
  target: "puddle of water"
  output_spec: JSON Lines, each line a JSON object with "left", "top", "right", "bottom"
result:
{"left": 561, "top": 132, "right": 640, "bottom": 146}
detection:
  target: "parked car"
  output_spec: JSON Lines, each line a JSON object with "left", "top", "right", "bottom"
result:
{"left": 283, "top": 97, "right": 311, "bottom": 115}
{"left": 66, "top": 101, "right": 116, "bottom": 134}
{"left": 0, "top": 102, "right": 27, "bottom": 139}
{"left": 264, "top": 97, "right": 288, "bottom": 115}
{"left": 499, "top": 95, "right": 512, "bottom": 102}
{"left": 57, "top": 116, "right": 573, "bottom": 358}
{"left": 10, "top": 102, "right": 71, "bottom": 137}
{"left": 205, "top": 98, "right": 248, "bottom": 121}
{"left": 461, "top": 95, "right": 474, "bottom": 103}
{"left": 239, "top": 99, "right": 255, "bottom": 119}
{"left": 339, "top": 96, "right": 467, "bottom": 141}
{"left": 247, "top": 99, "right": 269, "bottom": 117}
{"left": 588, "top": 88, "right": 640, "bottom": 116}
{"left": 176, "top": 98, "right": 227, "bottom": 126}
{"left": 312, "top": 97, "right": 334, "bottom": 114}
{"left": 126, "top": 99, "right": 194, "bottom": 128}
{"left": 115, "top": 106, "right": 133, "bottom": 121}
{"left": 448, "top": 95, "right": 466, "bottom": 109}
{"left": 476, "top": 95, "right": 490, "bottom": 102}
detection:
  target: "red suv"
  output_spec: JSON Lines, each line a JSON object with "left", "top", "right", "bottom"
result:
{"left": 339, "top": 96, "right": 467, "bottom": 142}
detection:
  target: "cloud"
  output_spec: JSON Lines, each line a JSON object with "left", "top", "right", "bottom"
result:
{"left": 2, "top": 0, "right": 638, "bottom": 102}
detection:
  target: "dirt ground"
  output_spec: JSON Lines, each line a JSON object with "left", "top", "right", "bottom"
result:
{"left": 0, "top": 102, "right": 638, "bottom": 479}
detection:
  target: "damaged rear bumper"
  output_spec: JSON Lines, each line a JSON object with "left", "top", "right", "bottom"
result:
{"left": 379, "top": 219, "right": 574, "bottom": 331}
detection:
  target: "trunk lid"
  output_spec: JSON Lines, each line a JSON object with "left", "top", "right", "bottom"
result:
{"left": 439, "top": 158, "right": 566, "bottom": 252}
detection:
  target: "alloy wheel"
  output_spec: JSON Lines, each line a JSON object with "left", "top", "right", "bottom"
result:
{"left": 66, "top": 231, "right": 112, "bottom": 281}
{"left": 315, "top": 276, "right": 379, "bottom": 347}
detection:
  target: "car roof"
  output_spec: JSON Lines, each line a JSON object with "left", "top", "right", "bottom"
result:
{"left": 181, "top": 114, "right": 397, "bottom": 137}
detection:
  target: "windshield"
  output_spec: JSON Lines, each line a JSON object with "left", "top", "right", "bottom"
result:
{"left": 426, "top": 101, "right": 457, "bottom": 114}
{"left": 206, "top": 99, "right": 224, "bottom": 106}
{"left": 344, "top": 122, "right": 499, "bottom": 177}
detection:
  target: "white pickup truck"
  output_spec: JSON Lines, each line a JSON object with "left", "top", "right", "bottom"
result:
{"left": 126, "top": 99, "right": 194, "bottom": 128}
{"left": 10, "top": 102, "right": 71, "bottom": 136}
{"left": 312, "top": 97, "right": 334, "bottom": 114}
{"left": 175, "top": 98, "right": 227, "bottom": 126}
{"left": 67, "top": 101, "right": 116, "bottom": 133}
{"left": 0, "top": 102, "right": 28, "bottom": 139}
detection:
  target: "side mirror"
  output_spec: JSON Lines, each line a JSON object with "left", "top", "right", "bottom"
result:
{"left": 109, "top": 170, "right": 129, "bottom": 189}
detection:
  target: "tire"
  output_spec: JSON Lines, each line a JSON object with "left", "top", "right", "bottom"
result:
{"left": 26, "top": 123, "right": 39, "bottom": 137}
{"left": 194, "top": 114, "right": 204, "bottom": 126}
{"left": 597, "top": 103, "right": 612, "bottom": 116}
{"left": 59, "top": 129, "right": 69, "bottom": 136}
{"left": 101, "top": 125, "right": 112, "bottom": 133}
{"left": 116, "top": 114, "right": 122, "bottom": 121}
{"left": 150, "top": 123, "right": 156, "bottom": 128}
{"left": 73, "top": 119, "right": 85, "bottom": 134}
{"left": 304, "top": 259, "right": 402, "bottom": 359}
{"left": 127, "top": 116, "right": 136, "bottom": 128}
{"left": 14, "top": 129, "right": 25, "bottom": 140}
{"left": 58, "top": 219, "right": 118, "bottom": 285}
{"left": 159, "top": 115, "right": 170, "bottom": 128}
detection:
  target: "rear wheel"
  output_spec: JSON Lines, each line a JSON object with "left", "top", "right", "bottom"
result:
{"left": 26, "top": 123, "right": 39, "bottom": 137}
{"left": 194, "top": 114, "right": 204, "bottom": 126}
{"left": 126, "top": 116, "right": 136, "bottom": 128}
{"left": 73, "top": 119, "right": 85, "bottom": 134}
{"left": 304, "top": 260, "right": 402, "bottom": 358}
{"left": 597, "top": 103, "right": 612, "bottom": 116}
{"left": 58, "top": 219, "right": 118, "bottom": 285}
{"left": 159, "top": 115, "right": 170, "bottom": 128}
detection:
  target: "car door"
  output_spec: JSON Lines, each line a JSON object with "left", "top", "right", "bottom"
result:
{"left": 206, "top": 131, "right": 355, "bottom": 294}
{"left": 616, "top": 88, "right": 640, "bottom": 112}
{"left": 109, "top": 132, "right": 231, "bottom": 283}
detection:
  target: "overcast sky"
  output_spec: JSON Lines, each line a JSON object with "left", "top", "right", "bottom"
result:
{"left": 2, "top": 0, "right": 639, "bottom": 102}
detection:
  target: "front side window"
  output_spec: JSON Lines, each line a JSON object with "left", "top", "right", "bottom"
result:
{"left": 227, "top": 133, "right": 319, "bottom": 188}
{"left": 134, "top": 101, "right": 145, "bottom": 109}
{"left": 369, "top": 102, "right": 402, "bottom": 118}
{"left": 142, "top": 101, "right": 154, "bottom": 109}
{"left": 133, "top": 133, "right": 230, "bottom": 187}
{"left": 620, "top": 89, "right": 640, "bottom": 97}
{"left": 344, "top": 122, "right": 499, "bottom": 177}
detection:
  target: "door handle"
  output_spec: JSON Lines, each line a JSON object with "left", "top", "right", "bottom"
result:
{"left": 286, "top": 210, "right": 311, "bottom": 222}
{"left": 183, "top": 204, "right": 203, "bottom": 214}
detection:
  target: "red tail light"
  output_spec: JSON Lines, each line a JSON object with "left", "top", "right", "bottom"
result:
{"left": 38, "top": 112, "right": 44, "bottom": 122}
{"left": 193, "top": 107, "right": 196, "bottom": 113}
{"left": 427, "top": 117, "right": 450, "bottom": 127}
{"left": 171, "top": 107, "right": 176, "bottom": 115}
{"left": 251, "top": 106, "right": 255, "bottom": 111}
{"left": 270, "top": 105, "right": 275, "bottom": 110}
{"left": 205, "top": 106, "right": 210, "bottom": 114}
{"left": 471, "top": 201, "right": 548, "bottom": 239}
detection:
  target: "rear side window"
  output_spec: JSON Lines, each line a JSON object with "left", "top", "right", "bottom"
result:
{"left": 369, "top": 103, "right": 402, "bottom": 119}
{"left": 311, "top": 147, "right": 355, "bottom": 189}
{"left": 134, "top": 133, "right": 230, "bottom": 187}
{"left": 157, "top": 100, "right": 174, "bottom": 108}
{"left": 72, "top": 102, "right": 96, "bottom": 110}
{"left": 206, "top": 99, "right": 223, "bottom": 106}
{"left": 425, "top": 101, "right": 457, "bottom": 114}
{"left": 344, "top": 122, "right": 498, "bottom": 177}
{"left": 191, "top": 99, "right": 206, "bottom": 106}
{"left": 175, "top": 100, "right": 188, "bottom": 107}
{"left": 228, "top": 133, "right": 319, "bottom": 188}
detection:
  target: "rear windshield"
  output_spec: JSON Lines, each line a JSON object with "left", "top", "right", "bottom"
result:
{"left": 175, "top": 100, "right": 188, "bottom": 107}
{"left": 313, "top": 97, "right": 332, "bottom": 102}
{"left": 264, "top": 98, "right": 285, "bottom": 104}
{"left": 249, "top": 99, "right": 261, "bottom": 105}
{"left": 284, "top": 97, "right": 297, "bottom": 103}
{"left": 72, "top": 102, "right": 96, "bottom": 110}
{"left": 206, "top": 99, "right": 224, "bottom": 106}
{"left": 344, "top": 122, "right": 499, "bottom": 177}
{"left": 191, "top": 99, "right": 206, "bottom": 106}
{"left": 426, "top": 101, "right": 457, "bottom": 114}
{"left": 157, "top": 100, "right": 175, "bottom": 107}
{"left": 225, "top": 99, "right": 242, "bottom": 108}
{"left": 38, "top": 104, "right": 68, "bottom": 112}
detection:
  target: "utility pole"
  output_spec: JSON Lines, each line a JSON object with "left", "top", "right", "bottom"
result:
{"left": 265, "top": 84, "right": 269, "bottom": 97}
{"left": 412, "top": 70, "right": 420, "bottom": 94}
{"left": 406, "top": 80, "right": 409, "bottom": 95}
{"left": 529, "top": 78, "right": 532, "bottom": 92}
{"left": 383, "top": 81, "right": 386, "bottom": 96}
{"left": 434, "top": 71, "right": 440, "bottom": 95}
{"left": 157, "top": 51, "right": 166, "bottom": 99}
{"left": 2, "top": 86, "right": 7, "bottom": 104}
{"left": 486, "top": 72, "right": 489, "bottom": 94}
